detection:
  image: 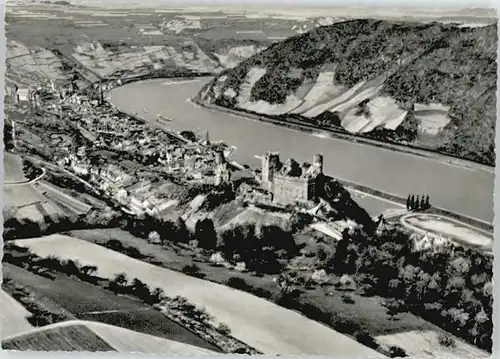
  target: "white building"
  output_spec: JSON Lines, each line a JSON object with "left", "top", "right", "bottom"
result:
{"left": 16, "top": 88, "right": 30, "bottom": 102}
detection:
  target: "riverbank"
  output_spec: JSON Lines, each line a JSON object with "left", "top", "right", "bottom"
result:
{"left": 337, "top": 177, "right": 493, "bottom": 232}
{"left": 192, "top": 98, "right": 494, "bottom": 175}
{"left": 189, "top": 97, "right": 492, "bottom": 231}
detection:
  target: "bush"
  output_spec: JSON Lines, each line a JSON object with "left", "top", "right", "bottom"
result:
{"left": 250, "top": 287, "right": 273, "bottom": 299}
{"left": 438, "top": 333, "right": 456, "bottom": 348}
{"left": 126, "top": 246, "right": 145, "bottom": 259}
{"left": 27, "top": 309, "right": 66, "bottom": 327}
{"left": 217, "top": 323, "right": 231, "bottom": 335}
{"left": 108, "top": 272, "right": 129, "bottom": 294}
{"left": 181, "top": 264, "right": 205, "bottom": 278}
{"left": 334, "top": 318, "right": 361, "bottom": 335}
{"left": 354, "top": 330, "right": 378, "bottom": 349}
{"left": 388, "top": 346, "right": 407, "bottom": 358}
{"left": 106, "top": 239, "right": 124, "bottom": 251}
{"left": 226, "top": 277, "right": 250, "bottom": 291}
{"left": 342, "top": 295, "right": 355, "bottom": 304}
{"left": 231, "top": 347, "right": 250, "bottom": 354}
{"left": 150, "top": 287, "right": 165, "bottom": 304}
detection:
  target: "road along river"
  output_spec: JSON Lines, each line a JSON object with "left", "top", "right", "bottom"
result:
{"left": 108, "top": 77, "right": 494, "bottom": 224}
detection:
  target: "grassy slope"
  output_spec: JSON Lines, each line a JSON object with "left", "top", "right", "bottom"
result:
{"left": 2, "top": 263, "right": 220, "bottom": 352}
{"left": 201, "top": 19, "right": 497, "bottom": 165}
{"left": 68, "top": 228, "right": 439, "bottom": 336}
{"left": 12, "top": 234, "right": 385, "bottom": 357}
{"left": 0, "top": 289, "right": 33, "bottom": 338}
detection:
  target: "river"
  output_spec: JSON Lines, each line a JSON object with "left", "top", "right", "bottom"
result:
{"left": 108, "top": 77, "right": 494, "bottom": 224}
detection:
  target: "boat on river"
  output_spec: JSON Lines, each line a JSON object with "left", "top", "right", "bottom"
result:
{"left": 157, "top": 114, "right": 172, "bottom": 123}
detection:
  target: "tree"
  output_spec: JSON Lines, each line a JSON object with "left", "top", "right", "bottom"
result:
{"left": 415, "top": 195, "right": 420, "bottom": 211}
{"left": 194, "top": 218, "right": 218, "bottom": 250}
{"left": 132, "top": 278, "right": 150, "bottom": 300}
{"left": 406, "top": 195, "right": 411, "bottom": 210}
{"left": 174, "top": 218, "right": 191, "bottom": 243}
{"left": 159, "top": 220, "right": 175, "bottom": 245}
{"left": 150, "top": 287, "right": 165, "bottom": 304}
{"left": 331, "top": 229, "right": 350, "bottom": 274}
{"left": 114, "top": 273, "right": 129, "bottom": 287}
{"left": 274, "top": 272, "right": 298, "bottom": 295}
{"left": 81, "top": 265, "right": 98, "bottom": 276}
{"left": 109, "top": 272, "right": 129, "bottom": 294}
{"left": 424, "top": 195, "right": 430, "bottom": 210}
{"left": 409, "top": 195, "right": 415, "bottom": 210}
{"left": 148, "top": 231, "right": 160, "bottom": 244}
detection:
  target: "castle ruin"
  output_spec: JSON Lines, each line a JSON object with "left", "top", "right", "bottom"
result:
{"left": 260, "top": 152, "right": 324, "bottom": 205}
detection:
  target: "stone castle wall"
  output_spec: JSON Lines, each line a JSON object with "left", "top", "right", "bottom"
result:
{"left": 260, "top": 152, "right": 323, "bottom": 206}
{"left": 273, "top": 175, "right": 314, "bottom": 205}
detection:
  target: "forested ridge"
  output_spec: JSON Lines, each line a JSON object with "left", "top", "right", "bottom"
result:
{"left": 200, "top": 19, "right": 497, "bottom": 165}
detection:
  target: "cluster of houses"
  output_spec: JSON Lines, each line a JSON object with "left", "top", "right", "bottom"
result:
{"left": 56, "top": 139, "right": 231, "bottom": 218}
{"left": 16, "top": 73, "right": 233, "bottom": 219}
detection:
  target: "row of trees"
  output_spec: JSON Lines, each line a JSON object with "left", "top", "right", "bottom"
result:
{"left": 4, "top": 243, "right": 166, "bottom": 307}
{"left": 108, "top": 273, "right": 165, "bottom": 305}
{"left": 328, "top": 226, "right": 493, "bottom": 351}
{"left": 406, "top": 194, "right": 431, "bottom": 211}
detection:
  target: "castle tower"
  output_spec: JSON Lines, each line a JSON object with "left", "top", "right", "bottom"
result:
{"left": 313, "top": 154, "right": 324, "bottom": 174}
{"left": 205, "top": 130, "right": 210, "bottom": 145}
{"left": 261, "top": 151, "right": 280, "bottom": 191}
{"left": 215, "top": 149, "right": 224, "bottom": 165}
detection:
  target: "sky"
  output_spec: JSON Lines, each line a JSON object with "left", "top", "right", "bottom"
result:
{"left": 68, "top": 0, "right": 497, "bottom": 9}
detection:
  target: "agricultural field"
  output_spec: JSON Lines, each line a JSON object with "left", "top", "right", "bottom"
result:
{"left": 4, "top": 152, "right": 28, "bottom": 184}
{"left": 3, "top": 152, "right": 93, "bottom": 222}
{"left": 68, "top": 226, "right": 489, "bottom": 359}
{"left": 2, "top": 320, "right": 216, "bottom": 354}
{"left": 2, "top": 322, "right": 114, "bottom": 351}
{"left": 2, "top": 263, "right": 219, "bottom": 352}
{"left": 13, "top": 234, "right": 385, "bottom": 357}
{"left": 5, "top": 1, "right": 277, "bottom": 85}
{"left": 0, "top": 289, "right": 33, "bottom": 339}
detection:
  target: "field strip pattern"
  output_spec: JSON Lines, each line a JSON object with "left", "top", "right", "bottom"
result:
{"left": 15, "top": 235, "right": 386, "bottom": 357}
{"left": 0, "top": 290, "right": 33, "bottom": 339}
{"left": 2, "top": 320, "right": 216, "bottom": 354}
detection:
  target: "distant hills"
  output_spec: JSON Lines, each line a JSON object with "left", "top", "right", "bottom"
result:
{"left": 198, "top": 19, "right": 497, "bottom": 166}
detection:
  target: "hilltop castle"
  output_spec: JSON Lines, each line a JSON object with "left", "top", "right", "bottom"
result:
{"left": 260, "top": 152, "right": 324, "bottom": 205}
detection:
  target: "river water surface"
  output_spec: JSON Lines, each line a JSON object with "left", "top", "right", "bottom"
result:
{"left": 108, "top": 77, "right": 494, "bottom": 223}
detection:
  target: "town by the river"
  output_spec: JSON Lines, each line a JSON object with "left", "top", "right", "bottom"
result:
{"left": 108, "top": 77, "right": 494, "bottom": 224}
